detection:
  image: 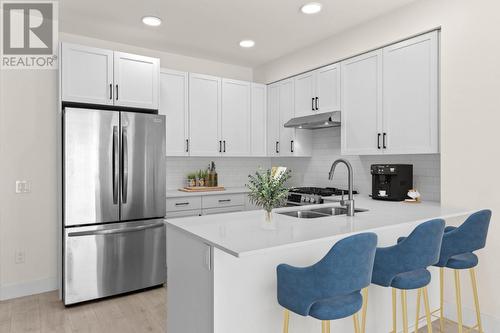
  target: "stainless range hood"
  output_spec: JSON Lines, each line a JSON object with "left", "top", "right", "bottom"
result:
{"left": 283, "top": 111, "right": 341, "bottom": 129}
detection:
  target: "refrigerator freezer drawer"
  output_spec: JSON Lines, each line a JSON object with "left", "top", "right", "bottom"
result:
{"left": 63, "top": 219, "right": 166, "bottom": 305}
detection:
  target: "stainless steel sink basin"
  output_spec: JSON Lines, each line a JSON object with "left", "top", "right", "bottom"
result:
{"left": 277, "top": 207, "right": 368, "bottom": 219}
{"left": 310, "top": 207, "right": 368, "bottom": 216}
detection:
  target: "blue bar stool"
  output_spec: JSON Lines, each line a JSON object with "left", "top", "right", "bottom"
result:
{"left": 369, "top": 219, "right": 445, "bottom": 333}
{"left": 433, "top": 209, "right": 491, "bottom": 333}
{"left": 277, "top": 233, "right": 377, "bottom": 333}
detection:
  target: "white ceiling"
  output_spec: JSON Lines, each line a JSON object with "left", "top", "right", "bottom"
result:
{"left": 60, "top": 0, "right": 419, "bottom": 67}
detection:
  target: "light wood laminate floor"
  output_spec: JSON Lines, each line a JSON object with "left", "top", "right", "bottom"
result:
{"left": 0, "top": 287, "right": 476, "bottom": 333}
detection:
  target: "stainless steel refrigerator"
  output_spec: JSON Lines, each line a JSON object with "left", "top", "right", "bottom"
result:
{"left": 62, "top": 107, "right": 166, "bottom": 305}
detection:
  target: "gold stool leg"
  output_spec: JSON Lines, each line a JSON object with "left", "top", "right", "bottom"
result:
{"left": 414, "top": 288, "right": 422, "bottom": 333}
{"left": 454, "top": 270, "right": 463, "bottom": 333}
{"left": 392, "top": 288, "right": 397, "bottom": 333}
{"left": 321, "top": 320, "right": 325, "bottom": 333}
{"left": 470, "top": 268, "right": 483, "bottom": 333}
{"left": 353, "top": 313, "right": 361, "bottom": 333}
{"left": 326, "top": 320, "right": 331, "bottom": 333}
{"left": 401, "top": 290, "right": 409, "bottom": 333}
{"left": 439, "top": 267, "right": 444, "bottom": 333}
{"left": 321, "top": 320, "right": 331, "bottom": 333}
{"left": 361, "top": 288, "right": 368, "bottom": 333}
{"left": 423, "top": 287, "right": 433, "bottom": 333}
{"left": 283, "top": 309, "right": 290, "bottom": 333}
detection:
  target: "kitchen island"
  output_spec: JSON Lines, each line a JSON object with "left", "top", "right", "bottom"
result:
{"left": 165, "top": 196, "right": 475, "bottom": 333}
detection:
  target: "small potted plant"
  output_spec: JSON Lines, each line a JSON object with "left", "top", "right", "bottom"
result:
{"left": 187, "top": 173, "right": 196, "bottom": 187}
{"left": 247, "top": 167, "right": 291, "bottom": 223}
{"left": 197, "top": 170, "right": 207, "bottom": 187}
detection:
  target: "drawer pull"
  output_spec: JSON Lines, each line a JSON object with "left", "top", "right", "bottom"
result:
{"left": 218, "top": 199, "right": 231, "bottom": 203}
{"left": 175, "top": 202, "right": 190, "bottom": 206}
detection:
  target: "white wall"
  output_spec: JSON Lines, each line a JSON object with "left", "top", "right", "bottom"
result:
{"left": 256, "top": 0, "right": 500, "bottom": 328}
{"left": 0, "top": 34, "right": 253, "bottom": 300}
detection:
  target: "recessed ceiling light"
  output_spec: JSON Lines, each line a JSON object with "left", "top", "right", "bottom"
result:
{"left": 239, "top": 40, "right": 255, "bottom": 48}
{"left": 142, "top": 16, "right": 162, "bottom": 27}
{"left": 301, "top": 2, "right": 322, "bottom": 14}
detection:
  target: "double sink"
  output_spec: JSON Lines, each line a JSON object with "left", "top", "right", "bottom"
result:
{"left": 278, "top": 206, "right": 368, "bottom": 219}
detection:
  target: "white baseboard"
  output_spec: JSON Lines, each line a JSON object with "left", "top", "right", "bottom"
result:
{"left": 0, "top": 277, "right": 58, "bottom": 301}
{"left": 443, "top": 301, "right": 500, "bottom": 333}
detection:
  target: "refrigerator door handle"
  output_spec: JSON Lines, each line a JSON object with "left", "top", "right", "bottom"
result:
{"left": 112, "top": 126, "right": 119, "bottom": 204}
{"left": 67, "top": 222, "right": 165, "bottom": 237}
{"left": 122, "top": 127, "right": 128, "bottom": 204}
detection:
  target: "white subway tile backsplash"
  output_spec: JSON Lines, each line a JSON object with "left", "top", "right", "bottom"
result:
{"left": 166, "top": 127, "right": 440, "bottom": 201}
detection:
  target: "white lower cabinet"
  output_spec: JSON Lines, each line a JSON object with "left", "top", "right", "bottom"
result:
{"left": 166, "top": 193, "right": 246, "bottom": 218}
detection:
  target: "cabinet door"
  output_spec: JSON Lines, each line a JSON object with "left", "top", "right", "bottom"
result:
{"left": 316, "top": 63, "right": 340, "bottom": 112}
{"left": 160, "top": 69, "right": 189, "bottom": 156}
{"left": 294, "top": 71, "right": 316, "bottom": 117}
{"left": 278, "top": 79, "right": 295, "bottom": 157}
{"left": 189, "top": 73, "right": 222, "bottom": 156}
{"left": 250, "top": 83, "right": 267, "bottom": 156}
{"left": 221, "top": 79, "right": 251, "bottom": 156}
{"left": 341, "top": 50, "right": 383, "bottom": 155}
{"left": 61, "top": 43, "right": 113, "bottom": 105}
{"left": 267, "top": 84, "right": 280, "bottom": 157}
{"left": 113, "top": 52, "right": 159, "bottom": 109}
{"left": 383, "top": 31, "right": 439, "bottom": 154}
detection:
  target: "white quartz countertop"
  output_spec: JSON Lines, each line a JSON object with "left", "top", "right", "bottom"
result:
{"left": 166, "top": 186, "right": 249, "bottom": 198}
{"left": 164, "top": 196, "right": 476, "bottom": 257}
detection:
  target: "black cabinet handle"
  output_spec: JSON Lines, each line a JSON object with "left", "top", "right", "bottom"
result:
{"left": 219, "top": 140, "right": 222, "bottom": 153}
{"left": 383, "top": 133, "right": 387, "bottom": 149}
{"left": 276, "top": 141, "right": 280, "bottom": 154}
{"left": 377, "top": 133, "right": 381, "bottom": 149}
{"left": 109, "top": 83, "right": 112, "bottom": 100}
{"left": 291, "top": 140, "right": 294, "bottom": 153}
{"left": 175, "top": 202, "right": 189, "bottom": 206}
{"left": 115, "top": 84, "right": 119, "bottom": 100}
{"left": 218, "top": 199, "right": 231, "bottom": 203}
{"left": 315, "top": 97, "right": 319, "bottom": 110}
{"left": 312, "top": 98, "right": 315, "bottom": 111}
{"left": 186, "top": 139, "right": 189, "bottom": 153}
{"left": 223, "top": 140, "right": 226, "bottom": 153}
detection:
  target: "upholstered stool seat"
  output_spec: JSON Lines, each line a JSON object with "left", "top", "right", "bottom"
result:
{"left": 367, "top": 219, "right": 445, "bottom": 333}
{"left": 432, "top": 209, "right": 491, "bottom": 333}
{"left": 390, "top": 269, "right": 431, "bottom": 290}
{"left": 277, "top": 233, "right": 378, "bottom": 333}
{"left": 308, "top": 292, "right": 363, "bottom": 321}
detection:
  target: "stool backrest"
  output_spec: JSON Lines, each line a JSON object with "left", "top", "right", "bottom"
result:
{"left": 437, "top": 209, "right": 491, "bottom": 266}
{"left": 372, "top": 219, "right": 445, "bottom": 287}
{"left": 314, "top": 232, "right": 377, "bottom": 298}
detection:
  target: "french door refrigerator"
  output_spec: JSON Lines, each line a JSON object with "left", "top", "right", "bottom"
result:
{"left": 62, "top": 107, "right": 166, "bottom": 305}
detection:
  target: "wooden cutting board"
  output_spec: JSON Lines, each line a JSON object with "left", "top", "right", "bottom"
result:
{"left": 179, "top": 186, "right": 226, "bottom": 192}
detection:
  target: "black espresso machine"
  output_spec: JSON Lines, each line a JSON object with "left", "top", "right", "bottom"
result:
{"left": 371, "top": 164, "right": 413, "bottom": 201}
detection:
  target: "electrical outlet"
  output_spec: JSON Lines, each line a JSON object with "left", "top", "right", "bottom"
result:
{"left": 15, "top": 250, "right": 25, "bottom": 264}
{"left": 15, "top": 180, "right": 30, "bottom": 193}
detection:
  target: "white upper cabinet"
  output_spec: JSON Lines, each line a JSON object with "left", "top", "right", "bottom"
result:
{"left": 189, "top": 73, "right": 221, "bottom": 156}
{"left": 221, "top": 79, "right": 251, "bottom": 156}
{"left": 113, "top": 52, "right": 159, "bottom": 109}
{"left": 341, "top": 31, "right": 439, "bottom": 155}
{"left": 160, "top": 69, "right": 189, "bottom": 156}
{"left": 61, "top": 43, "right": 159, "bottom": 110}
{"left": 341, "top": 50, "right": 383, "bottom": 155}
{"left": 268, "top": 79, "right": 312, "bottom": 157}
{"left": 278, "top": 79, "right": 295, "bottom": 157}
{"left": 250, "top": 83, "right": 267, "bottom": 157}
{"left": 382, "top": 31, "right": 439, "bottom": 154}
{"left": 316, "top": 63, "right": 341, "bottom": 113}
{"left": 294, "top": 72, "right": 316, "bottom": 117}
{"left": 294, "top": 63, "right": 340, "bottom": 117}
{"left": 61, "top": 43, "right": 114, "bottom": 105}
{"left": 267, "top": 84, "right": 280, "bottom": 157}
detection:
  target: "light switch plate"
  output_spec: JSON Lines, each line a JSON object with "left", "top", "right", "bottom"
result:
{"left": 15, "top": 180, "right": 30, "bottom": 193}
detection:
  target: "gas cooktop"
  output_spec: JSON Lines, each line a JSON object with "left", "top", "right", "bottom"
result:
{"left": 289, "top": 187, "right": 358, "bottom": 197}
{"left": 286, "top": 187, "right": 358, "bottom": 206}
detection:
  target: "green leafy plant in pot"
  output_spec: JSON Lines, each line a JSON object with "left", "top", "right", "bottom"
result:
{"left": 246, "top": 168, "right": 291, "bottom": 222}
